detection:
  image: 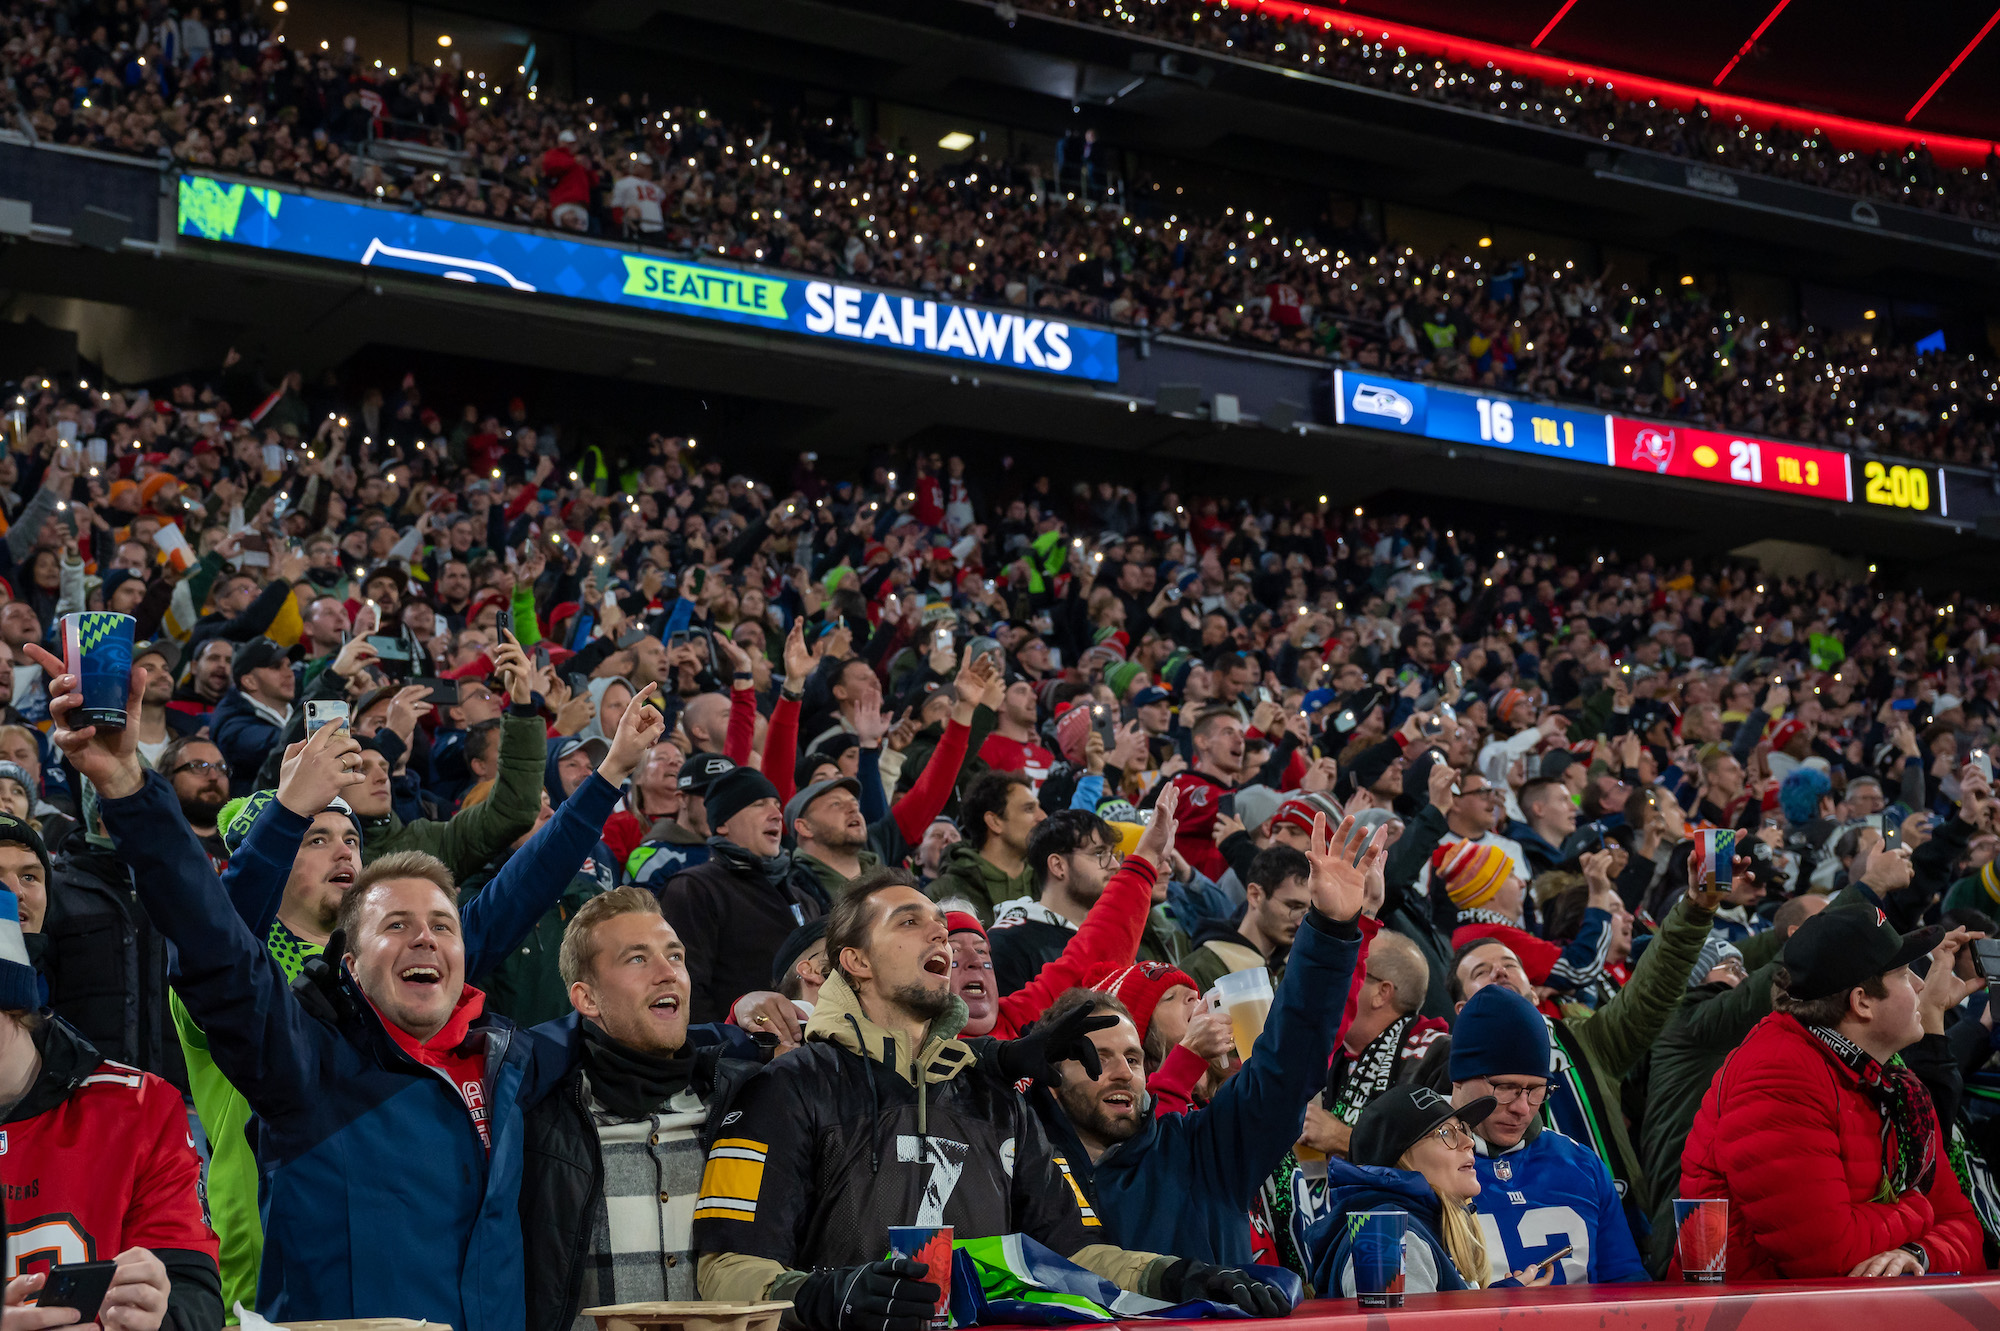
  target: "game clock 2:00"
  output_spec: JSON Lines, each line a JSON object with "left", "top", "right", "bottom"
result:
{"left": 1861, "top": 460, "right": 1937, "bottom": 512}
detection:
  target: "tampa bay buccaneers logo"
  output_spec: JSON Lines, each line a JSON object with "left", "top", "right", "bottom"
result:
{"left": 1631, "top": 427, "right": 1676, "bottom": 474}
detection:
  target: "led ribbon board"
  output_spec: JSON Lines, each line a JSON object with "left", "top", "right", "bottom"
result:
{"left": 176, "top": 174, "right": 1119, "bottom": 383}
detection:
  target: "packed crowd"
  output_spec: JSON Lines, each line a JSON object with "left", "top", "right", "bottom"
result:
{"left": 1, "top": 333, "right": 1999, "bottom": 1331}
{"left": 1016, "top": 0, "right": 2000, "bottom": 223}
{"left": 3, "top": 2, "right": 1995, "bottom": 468}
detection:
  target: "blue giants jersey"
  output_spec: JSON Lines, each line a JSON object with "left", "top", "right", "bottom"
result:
{"left": 1471, "top": 1128, "right": 1650, "bottom": 1285}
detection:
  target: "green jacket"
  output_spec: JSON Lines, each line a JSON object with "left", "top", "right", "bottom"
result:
{"left": 1637, "top": 959, "right": 1779, "bottom": 1275}
{"left": 1737, "top": 923, "right": 1787, "bottom": 972}
{"left": 798, "top": 848, "right": 881, "bottom": 900}
{"left": 1140, "top": 907, "right": 1191, "bottom": 971}
{"left": 1556, "top": 895, "right": 1717, "bottom": 1220}
{"left": 1180, "top": 934, "right": 1272, "bottom": 996}
{"left": 456, "top": 847, "right": 611, "bottom": 1028}
{"left": 925, "top": 840, "right": 1034, "bottom": 925}
{"left": 359, "top": 709, "right": 545, "bottom": 878}
{"left": 1943, "top": 873, "right": 1992, "bottom": 917}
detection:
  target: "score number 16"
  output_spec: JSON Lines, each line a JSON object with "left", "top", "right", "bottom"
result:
{"left": 1476, "top": 399, "right": 1575, "bottom": 449}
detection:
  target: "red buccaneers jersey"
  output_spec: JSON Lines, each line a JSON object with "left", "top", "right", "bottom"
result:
{"left": 2, "top": 1060, "right": 217, "bottom": 1274}
{"left": 1169, "top": 771, "right": 1235, "bottom": 879}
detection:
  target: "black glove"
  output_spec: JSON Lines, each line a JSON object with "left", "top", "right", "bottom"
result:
{"left": 1161, "top": 1260, "right": 1293, "bottom": 1317}
{"left": 289, "top": 929, "right": 359, "bottom": 1026}
{"left": 992, "top": 1004, "right": 1118, "bottom": 1084}
{"left": 791, "top": 1259, "right": 941, "bottom": 1331}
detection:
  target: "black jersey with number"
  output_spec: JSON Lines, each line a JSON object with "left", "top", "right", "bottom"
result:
{"left": 693, "top": 1002, "right": 1099, "bottom": 1269}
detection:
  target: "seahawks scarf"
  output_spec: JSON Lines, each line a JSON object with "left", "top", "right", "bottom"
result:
{"left": 1325, "top": 1013, "right": 1419, "bottom": 1124}
{"left": 1807, "top": 1025, "right": 1938, "bottom": 1196}
{"left": 939, "top": 1234, "right": 1303, "bottom": 1325}
{"left": 1947, "top": 1119, "right": 2000, "bottom": 1250}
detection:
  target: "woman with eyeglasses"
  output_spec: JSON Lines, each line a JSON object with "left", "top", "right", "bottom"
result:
{"left": 1307, "top": 1083, "right": 1522, "bottom": 1295}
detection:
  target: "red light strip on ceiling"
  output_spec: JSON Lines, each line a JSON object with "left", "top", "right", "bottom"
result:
{"left": 1530, "top": 0, "right": 1581, "bottom": 49}
{"left": 1905, "top": 3, "right": 2000, "bottom": 122}
{"left": 1711, "top": 0, "right": 1792, "bottom": 87}
{"left": 1214, "top": 0, "right": 2000, "bottom": 163}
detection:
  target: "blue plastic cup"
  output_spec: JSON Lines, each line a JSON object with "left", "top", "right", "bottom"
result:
{"left": 1351, "top": 1209, "right": 1406, "bottom": 1307}
{"left": 61, "top": 611, "right": 135, "bottom": 729}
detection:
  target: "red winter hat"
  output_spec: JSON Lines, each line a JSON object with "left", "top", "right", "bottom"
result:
{"left": 438, "top": 650, "right": 494, "bottom": 681}
{"left": 1271, "top": 796, "right": 1326, "bottom": 837}
{"left": 1054, "top": 702, "right": 1092, "bottom": 765}
{"left": 946, "top": 911, "right": 986, "bottom": 938}
{"left": 1090, "top": 960, "right": 1201, "bottom": 1042}
{"left": 1769, "top": 718, "right": 1808, "bottom": 751}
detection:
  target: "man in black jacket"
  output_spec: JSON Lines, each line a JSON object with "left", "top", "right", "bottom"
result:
{"left": 520, "top": 887, "right": 766, "bottom": 1331}
{"left": 658, "top": 767, "right": 828, "bottom": 1024}
{"left": 692, "top": 868, "right": 1289, "bottom": 1329}
{"left": 38, "top": 810, "right": 184, "bottom": 1087}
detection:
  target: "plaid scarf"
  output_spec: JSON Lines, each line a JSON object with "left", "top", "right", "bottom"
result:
{"left": 1807, "top": 1024, "right": 1938, "bottom": 1196}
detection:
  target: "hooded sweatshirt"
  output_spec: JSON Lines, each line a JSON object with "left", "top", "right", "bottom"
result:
{"left": 577, "top": 676, "right": 635, "bottom": 744}
{"left": 693, "top": 972, "right": 1176, "bottom": 1304}
{"left": 1306, "top": 1158, "right": 1472, "bottom": 1296}
{"left": 926, "top": 839, "right": 1035, "bottom": 925}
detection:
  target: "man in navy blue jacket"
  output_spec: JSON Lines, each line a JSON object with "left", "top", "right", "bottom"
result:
{"left": 1028, "top": 813, "right": 1381, "bottom": 1267}
{"left": 31, "top": 644, "right": 669, "bottom": 1331}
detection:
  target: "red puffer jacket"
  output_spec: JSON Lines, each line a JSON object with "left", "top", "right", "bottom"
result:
{"left": 1676, "top": 1011, "right": 1985, "bottom": 1278}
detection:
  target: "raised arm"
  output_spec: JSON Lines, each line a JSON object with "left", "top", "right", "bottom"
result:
{"left": 461, "top": 680, "right": 665, "bottom": 975}
{"left": 997, "top": 784, "right": 1179, "bottom": 1029}
{"left": 1574, "top": 871, "right": 1719, "bottom": 1080}
{"left": 760, "top": 620, "right": 812, "bottom": 803}
{"left": 425, "top": 633, "right": 550, "bottom": 878}
{"left": 29, "top": 645, "right": 329, "bottom": 1120}
{"left": 1177, "top": 813, "right": 1375, "bottom": 1197}
{"left": 891, "top": 652, "right": 996, "bottom": 843}
{"left": 222, "top": 722, "right": 369, "bottom": 938}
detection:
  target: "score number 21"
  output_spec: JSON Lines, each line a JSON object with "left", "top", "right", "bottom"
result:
{"left": 1729, "top": 439, "right": 1818, "bottom": 488}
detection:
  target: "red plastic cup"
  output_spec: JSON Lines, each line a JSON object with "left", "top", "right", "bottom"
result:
{"left": 1674, "top": 1198, "right": 1727, "bottom": 1283}
{"left": 885, "top": 1225, "right": 953, "bottom": 1329}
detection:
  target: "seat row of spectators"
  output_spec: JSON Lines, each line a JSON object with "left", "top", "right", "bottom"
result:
{"left": 1, "top": 2, "right": 1993, "bottom": 467}
{"left": 1, "top": 337, "right": 1999, "bottom": 1329}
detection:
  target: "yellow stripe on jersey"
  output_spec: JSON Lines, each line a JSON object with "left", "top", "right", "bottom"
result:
{"left": 1054, "top": 1154, "right": 1100, "bottom": 1227}
{"left": 695, "top": 1140, "right": 769, "bottom": 1222}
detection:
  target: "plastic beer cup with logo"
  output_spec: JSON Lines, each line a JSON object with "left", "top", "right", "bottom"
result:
{"left": 1674, "top": 1198, "right": 1727, "bottom": 1282}
{"left": 885, "top": 1225, "right": 952, "bottom": 1329}
{"left": 61, "top": 612, "right": 135, "bottom": 729}
{"left": 1350, "top": 1209, "right": 1406, "bottom": 1307}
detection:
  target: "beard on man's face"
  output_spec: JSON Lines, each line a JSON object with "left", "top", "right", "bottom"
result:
{"left": 1054, "top": 1076, "right": 1146, "bottom": 1146}
{"left": 888, "top": 980, "right": 954, "bottom": 1022}
{"left": 179, "top": 790, "right": 228, "bottom": 825}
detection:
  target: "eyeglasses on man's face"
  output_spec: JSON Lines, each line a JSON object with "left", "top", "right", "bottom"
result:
{"left": 169, "top": 760, "right": 223, "bottom": 777}
{"left": 1481, "top": 1079, "right": 1549, "bottom": 1107}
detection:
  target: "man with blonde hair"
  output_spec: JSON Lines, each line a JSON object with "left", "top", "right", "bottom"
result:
{"left": 36, "top": 646, "right": 668, "bottom": 1331}
{"left": 520, "top": 889, "right": 767, "bottom": 1331}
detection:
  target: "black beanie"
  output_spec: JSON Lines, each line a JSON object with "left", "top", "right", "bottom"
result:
{"left": 771, "top": 918, "right": 828, "bottom": 989}
{"left": 0, "top": 813, "right": 50, "bottom": 884}
{"left": 705, "top": 766, "right": 781, "bottom": 833}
